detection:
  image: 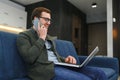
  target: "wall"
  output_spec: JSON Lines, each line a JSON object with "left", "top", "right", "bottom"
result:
{"left": 0, "top": 0, "right": 27, "bottom": 29}
{"left": 113, "top": 0, "right": 120, "bottom": 57}
{"left": 0, "top": 0, "right": 25, "bottom": 11}
{"left": 113, "top": 0, "right": 120, "bottom": 73}
{"left": 88, "top": 22, "right": 107, "bottom": 56}
{"left": 107, "top": 0, "right": 113, "bottom": 57}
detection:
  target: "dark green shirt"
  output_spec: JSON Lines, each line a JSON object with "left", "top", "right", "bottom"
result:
{"left": 16, "top": 28, "right": 65, "bottom": 80}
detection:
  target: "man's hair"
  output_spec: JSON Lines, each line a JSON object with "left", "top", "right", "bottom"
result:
{"left": 31, "top": 7, "right": 51, "bottom": 20}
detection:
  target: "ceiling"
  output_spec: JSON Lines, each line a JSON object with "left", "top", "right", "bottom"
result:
{"left": 10, "top": 0, "right": 107, "bottom": 23}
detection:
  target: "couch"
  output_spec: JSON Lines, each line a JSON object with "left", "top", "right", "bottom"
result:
{"left": 0, "top": 31, "right": 119, "bottom": 80}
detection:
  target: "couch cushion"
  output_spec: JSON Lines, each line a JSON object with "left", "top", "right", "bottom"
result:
{"left": 0, "top": 31, "right": 27, "bottom": 79}
{"left": 93, "top": 66, "right": 116, "bottom": 79}
{"left": 54, "top": 40, "right": 80, "bottom": 64}
{"left": 13, "top": 77, "right": 30, "bottom": 80}
{"left": 0, "top": 32, "right": 4, "bottom": 79}
{"left": 97, "top": 67, "right": 116, "bottom": 79}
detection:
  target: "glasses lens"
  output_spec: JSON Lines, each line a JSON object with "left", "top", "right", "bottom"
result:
{"left": 40, "top": 17, "right": 51, "bottom": 22}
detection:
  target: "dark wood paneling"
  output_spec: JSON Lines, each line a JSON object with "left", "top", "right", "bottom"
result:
{"left": 88, "top": 22, "right": 107, "bottom": 56}
{"left": 113, "top": 0, "right": 120, "bottom": 73}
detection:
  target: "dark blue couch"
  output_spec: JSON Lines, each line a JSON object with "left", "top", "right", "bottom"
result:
{"left": 0, "top": 31, "right": 119, "bottom": 80}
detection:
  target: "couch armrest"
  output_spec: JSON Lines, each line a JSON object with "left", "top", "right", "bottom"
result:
{"left": 78, "top": 56, "right": 119, "bottom": 74}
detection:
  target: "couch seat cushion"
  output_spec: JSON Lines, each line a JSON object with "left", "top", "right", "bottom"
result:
{"left": 96, "top": 67, "right": 115, "bottom": 78}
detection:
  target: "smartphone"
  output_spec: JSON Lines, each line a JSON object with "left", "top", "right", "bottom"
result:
{"left": 33, "top": 18, "right": 42, "bottom": 31}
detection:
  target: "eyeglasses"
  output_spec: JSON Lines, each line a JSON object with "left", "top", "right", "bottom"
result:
{"left": 40, "top": 17, "right": 51, "bottom": 22}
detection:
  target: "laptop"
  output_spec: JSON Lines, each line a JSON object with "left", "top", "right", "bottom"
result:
{"left": 55, "top": 46, "right": 99, "bottom": 68}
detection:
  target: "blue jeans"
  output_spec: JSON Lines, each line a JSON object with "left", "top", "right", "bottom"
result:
{"left": 52, "top": 66, "right": 108, "bottom": 80}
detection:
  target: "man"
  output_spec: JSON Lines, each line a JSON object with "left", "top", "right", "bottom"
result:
{"left": 17, "top": 7, "right": 107, "bottom": 80}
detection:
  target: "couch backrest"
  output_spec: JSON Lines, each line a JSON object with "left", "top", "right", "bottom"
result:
{"left": 0, "top": 31, "right": 27, "bottom": 80}
{"left": 54, "top": 40, "right": 80, "bottom": 64}
{"left": 0, "top": 31, "right": 80, "bottom": 79}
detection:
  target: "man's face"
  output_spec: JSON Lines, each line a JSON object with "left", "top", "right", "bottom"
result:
{"left": 40, "top": 12, "right": 51, "bottom": 29}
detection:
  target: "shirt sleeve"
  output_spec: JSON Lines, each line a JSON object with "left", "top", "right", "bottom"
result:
{"left": 16, "top": 32, "right": 45, "bottom": 64}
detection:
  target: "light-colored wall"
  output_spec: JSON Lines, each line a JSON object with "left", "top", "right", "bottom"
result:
{"left": 0, "top": 0, "right": 25, "bottom": 11}
{"left": 0, "top": 0, "right": 27, "bottom": 31}
{"left": 107, "top": 0, "right": 113, "bottom": 57}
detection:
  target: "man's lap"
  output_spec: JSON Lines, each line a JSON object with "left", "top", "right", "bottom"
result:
{"left": 52, "top": 66, "right": 108, "bottom": 80}
{"left": 75, "top": 66, "right": 108, "bottom": 80}
{"left": 52, "top": 66, "right": 91, "bottom": 80}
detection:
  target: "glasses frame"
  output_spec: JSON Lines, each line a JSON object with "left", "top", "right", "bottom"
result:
{"left": 40, "top": 17, "right": 52, "bottom": 22}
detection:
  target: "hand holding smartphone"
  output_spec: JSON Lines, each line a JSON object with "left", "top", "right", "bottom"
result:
{"left": 33, "top": 18, "right": 47, "bottom": 40}
{"left": 33, "top": 18, "right": 42, "bottom": 31}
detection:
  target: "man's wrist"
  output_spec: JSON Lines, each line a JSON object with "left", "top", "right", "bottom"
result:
{"left": 39, "top": 36, "right": 46, "bottom": 41}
